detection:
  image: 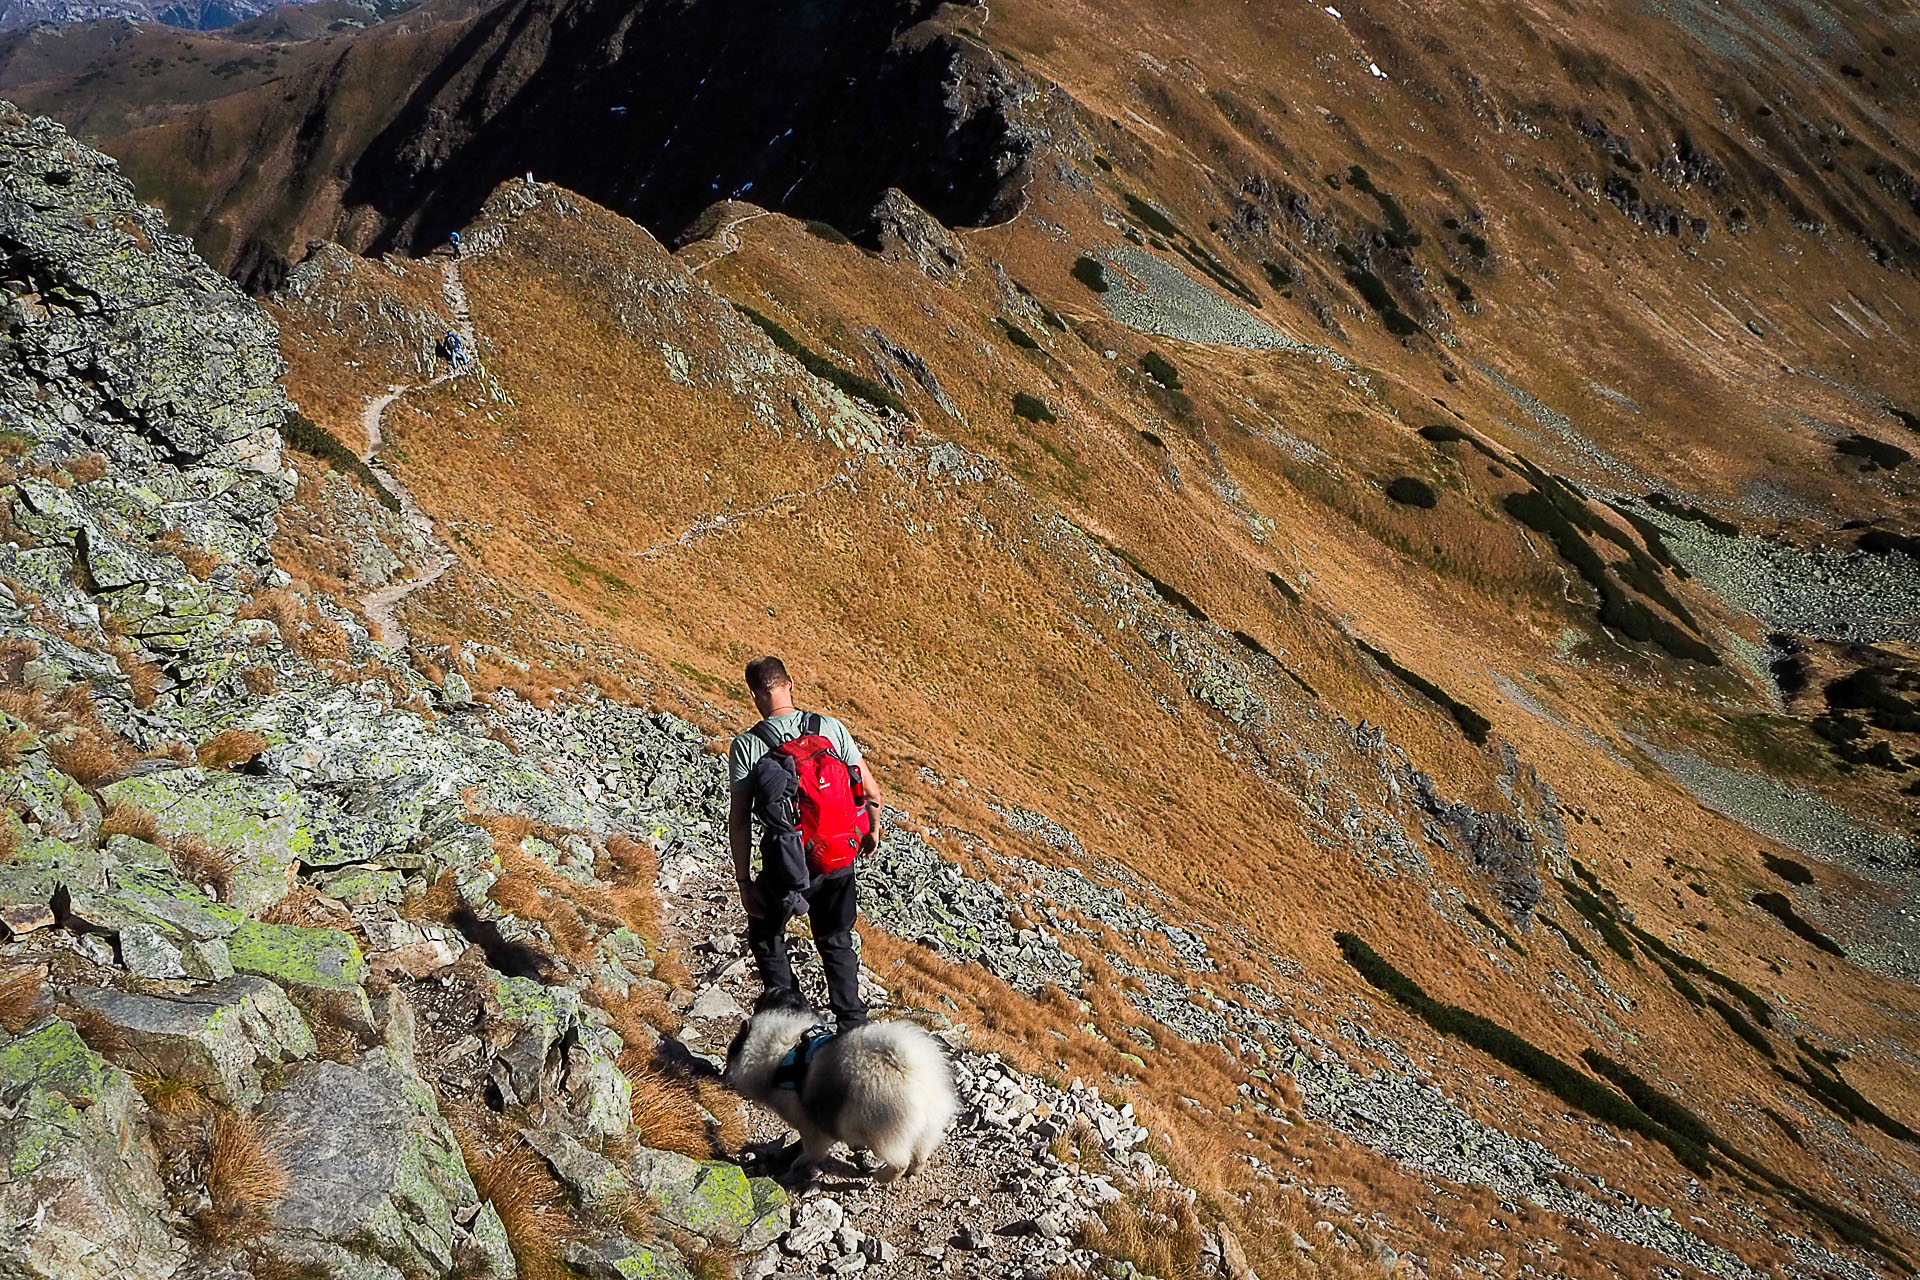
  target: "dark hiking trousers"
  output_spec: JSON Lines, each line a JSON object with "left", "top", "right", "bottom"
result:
{"left": 747, "top": 865, "right": 868, "bottom": 1026}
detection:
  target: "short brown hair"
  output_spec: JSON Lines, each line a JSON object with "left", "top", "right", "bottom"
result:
{"left": 744, "top": 656, "right": 791, "bottom": 693}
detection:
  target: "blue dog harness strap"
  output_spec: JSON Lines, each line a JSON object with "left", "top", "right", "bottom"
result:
{"left": 771, "top": 1024, "right": 836, "bottom": 1091}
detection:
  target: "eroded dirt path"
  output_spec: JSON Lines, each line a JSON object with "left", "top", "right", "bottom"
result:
{"left": 353, "top": 253, "right": 472, "bottom": 648}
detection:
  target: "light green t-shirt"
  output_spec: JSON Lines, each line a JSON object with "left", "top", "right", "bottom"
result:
{"left": 728, "top": 711, "right": 863, "bottom": 793}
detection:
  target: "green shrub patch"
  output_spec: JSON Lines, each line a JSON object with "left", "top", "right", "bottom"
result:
{"left": 1780, "top": 1052, "right": 1920, "bottom": 1144}
{"left": 1418, "top": 423, "right": 1467, "bottom": 443}
{"left": 1824, "top": 667, "right": 1920, "bottom": 734}
{"left": 1261, "top": 260, "right": 1295, "bottom": 288}
{"left": 1141, "top": 351, "right": 1183, "bottom": 390}
{"left": 1502, "top": 470, "right": 1715, "bottom": 664}
{"left": 1858, "top": 527, "right": 1920, "bottom": 560}
{"left": 1558, "top": 878, "right": 1639, "bottom": 965}
{"left": 1461, "top": 900, "right": 1526, "bottom": 954}
{"left": 1625, "top": 922, "right": 1773, "bottom": 1028}
{"left": 280, "top": 410, "right": 400, "bottom": 513}
{"left": 1353, "top": 638, "right": 1490, "bottom": 744}
{"left": 1752, "top": 892, "right": 1846, "bottom": 956}
{"left": 1837, "top": 434, "right": 1911, "bottom": 469}
{"left": 1071, "top": 255, "right": 1110, "bottom": 292}
{"left": 1763, "top": 854, "right": 1815, "bottom": 885}
{"left": 995, "top": 318, "right": 1041, "bottom": 350}
{"left": 1645, "top": 492, "right": 1739, "bottom": 536}
{"left": 1384, "top": 476, "right": 1438, "bottom": 509}
{"left": 1012, "top": 392, "right": 1057, "bottom": 424}
{"left": 1335, "top": 933, "right": 1702, "bottom": 1168}
{"left": 1887, "top": 405, "right": 1920, "bottom": 434}
{"left": 735, "top": 305, "right": 910, "bottom": 416}
{"left": 1266, "top": 569, "right": 1299, "bottom": 604}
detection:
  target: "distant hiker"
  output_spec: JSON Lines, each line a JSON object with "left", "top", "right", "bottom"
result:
{"left": 728, "top": 655, "right": 880, "bottom": 1027}
{"left": 443, "top": 330, "right": 468, "bottom": 369}
{"left": 446, "top": 230, "right": 462, "bottom": 257}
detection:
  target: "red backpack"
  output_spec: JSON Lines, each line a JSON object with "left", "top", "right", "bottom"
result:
{"left": 752, "top": 713, "right": 871, "bottom": 875}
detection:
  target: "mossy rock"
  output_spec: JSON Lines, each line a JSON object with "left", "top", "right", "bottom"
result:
{"left": 0, "top": 827, "right": 101, "bottom": 910}
{"left": 627, "top": 1147, "right": 786, "bottom": 1247}
{"left": 101, "top": 769, "right": 313, "bottom": 914}
{"left": 2, "top": 752, "right": 100, "bottom": 844}
{"left": 67, "top": 861, "right": 246, "bottom": 943}
{"left": 565, "top": 1236, "right": 695, "bottom": 1280}
{"left": 228, "top": 919, "right": 374, "bottom": 1034}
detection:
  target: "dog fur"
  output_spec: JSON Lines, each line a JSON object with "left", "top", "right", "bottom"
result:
{"left": 725, "top": 998, "right": 957, "bottom": 1182}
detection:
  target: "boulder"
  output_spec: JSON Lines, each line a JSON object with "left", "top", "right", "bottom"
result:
{"left": 523, "top": 1127, "right": 630, "bottom": 1212}
{"left": 563, "top": 1236, "right": 694, "bottom": 1280}
{"left": 0, "top": 1018, "right": 185, "bottom": 1280}
{"left": 626, "top": 1147, "right": 789, "bottom": 1250}
{"left": 226, "top": 918, "right": 374, "bottom": 1034}
{"left": 67, "top": 976, "right": 314, "bottom": 1107}
{"left": 257, "top": 1049, "right": 480, "bottom": 1280}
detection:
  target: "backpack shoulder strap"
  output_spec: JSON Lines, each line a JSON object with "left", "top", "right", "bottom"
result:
{"left": 802, "top": 711, "right": 822, "bottom": 737}
{"left": 750, "top": 720, "right": 785, "bottom": 753}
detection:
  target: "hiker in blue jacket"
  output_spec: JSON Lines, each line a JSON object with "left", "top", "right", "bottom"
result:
{"left": 727, "top": 655, "right": 880, "bottom": 1027}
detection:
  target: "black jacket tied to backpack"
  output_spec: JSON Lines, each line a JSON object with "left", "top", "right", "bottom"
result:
{"left": 749, "top": 747, "right": 814, "bottom": 916}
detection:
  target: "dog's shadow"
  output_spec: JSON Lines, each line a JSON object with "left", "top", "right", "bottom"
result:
{"left": 737, "top": 1136, "right": 878, "bottom": 1190}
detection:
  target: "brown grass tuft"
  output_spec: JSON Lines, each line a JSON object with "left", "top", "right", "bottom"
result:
{"left": 100, "top": 802, "right": 163, "bottom": 844}
{"left": 400, "top": 870, "right": 463, "bottom": 922}
{"left": 0, "top": 726, "right": 34, "bottom": 768}
{"left": 621, "top": 1058, "right": 709, "bottom": 1159}
{"left": 64, "top": 453, "right": 108, "bottom": 485}
{"left": 0, "top": 968, "right": 48, "bottom": 1034}
{"left": 136, "top": 1072, "right": 215, "bottom": 1122}
{"left": 199, "top": 1111, "right": 289, "bottom": 1241}
{"left": 468, "top": 1137, "right": 572, "bottom": 1280}
{"left": 151, "top": 528, "right": 220, "bottom": 580}
{"left": 168, "top": 834, "right": 239, "bottom": 899}
{"left": 46, "top": 730, "right": 123, "bottom": 786}
{"left": 1078, "top": 1185, "right": 1205, "bottom": 1279}
{"left": 197, "top": 729, "right": 270, "bottom": 770}
{"left": 241, "top": 665, "right": 278, "bottom": 695}
{"left": 0, "top": 636, "right": 40, "bottom": 686}
{"left": 112, "top": 644, "right": 162, "bottom": 709}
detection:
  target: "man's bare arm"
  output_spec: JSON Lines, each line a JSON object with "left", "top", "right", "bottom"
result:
{"left": 727, "top": 788, "right": 762, "bottom": 917}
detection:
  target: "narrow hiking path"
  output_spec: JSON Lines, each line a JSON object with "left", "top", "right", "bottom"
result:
{"left": 352, "top": 252, "right": 471, "bottom": 648}
{"left": 685, "top": 208, "right": 775, "bottom": 274}
{"left": 651, "top": 833, "right": 1146, "bottom": 1278}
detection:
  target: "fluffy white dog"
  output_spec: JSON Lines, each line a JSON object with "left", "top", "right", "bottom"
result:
{"left": 725, "top": 994, "right": 957, "bottom": 1182}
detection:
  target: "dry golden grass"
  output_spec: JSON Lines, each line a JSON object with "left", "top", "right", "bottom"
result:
{"left": 676, "top": 1234, "right": 741, "bottom": 1280}
{"left": 401, "top": 870, "right": 463, "bottom": 922}
{"left": 197, "top": 729, "right": 270, "bottom": 770}
{"left": 46, "top": 730, "right": 124, "bottom": 786}
{"left": 168, "top": 833, "right": 238, "bottom": 899}
{"left": 109, "top": 642, "right": 162, "bottom": 709}
{"left": 0, "top": 726, "right": 35, "bottom": 767}
{"left": 467, "top": 1137, "right": 572, "bottom": 1280}
{"left": 696, "top": 1078, "right": 747, "bottom": 1155}
{"left": 239, "top": 589, "right": 352, "bottom": 665}
{"left": 0, "top": 968, "right": 48, "bottom": 1034}
{"left": 1079, "top": 1185, "right": 1205, "bottom": 1279}
{"left": 64, "top": 453, "right": 108, "bottom": 485}
{"left": 151, "top": 528, "right": 220, "bottom": 580}
{"left": 622, "top": 1059, "right": 709, "bottom": 1159}
{"left": 100, "top": 802, "right": 163, "bottom": 843}
{"left": 136, "top": 1072, "right": 215, "bottom": 1122}
{"left": 198, "top": 1111, "right": 289, "bottom": 1241}
{"left": 241, "top": 665, "right": 278, "bottom": 695}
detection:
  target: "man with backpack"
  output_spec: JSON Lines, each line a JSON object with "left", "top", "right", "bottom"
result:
{"left": 728, "top": 655, "right": 881, "bottom": 1027}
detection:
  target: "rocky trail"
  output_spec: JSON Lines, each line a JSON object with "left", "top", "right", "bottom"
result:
{"left": 649, "top": 829, "right": 1166, "bottom": 1279}
{"left": 352, "top": 251, "right": 472, "bottom": 647}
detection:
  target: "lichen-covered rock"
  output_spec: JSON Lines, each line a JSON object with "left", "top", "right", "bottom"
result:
{"left": 523, "top": 1127, "right": 630, "bottom": 1211}
{"left": 0, "top": 1018, "right": 184, "bottom": 1280}
{"left": 227, "top": 918, "right": 374, "bottom": 1034}
{"left": 563, "top": 1236, "right": 694, "bottom": 1280}
{"left": 67, "top": 976, "right": 314, "bottom": 1107}
{"left": 625, "top": 1147, "right": 788, "bottom": 1249}
{"left": 257, "top": 1049, "right": 479, "bottom": 1280}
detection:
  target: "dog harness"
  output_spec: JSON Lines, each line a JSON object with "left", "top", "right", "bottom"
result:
{"left": 771, "top": 1024, "right": 836, "bottom": 1091}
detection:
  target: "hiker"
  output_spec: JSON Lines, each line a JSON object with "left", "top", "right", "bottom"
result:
{"left": 443, "top": 330, "right": 467, "bottom": 368}
{"left": 728, "top": 655, "right": 881, "bottom": 1027}
{"left": 446, "top": 230, "right": 462, "bottom": 257}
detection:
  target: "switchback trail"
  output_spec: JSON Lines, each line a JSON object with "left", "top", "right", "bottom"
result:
{"left": 353, "top": 251, "right": 473, "bottom": 648}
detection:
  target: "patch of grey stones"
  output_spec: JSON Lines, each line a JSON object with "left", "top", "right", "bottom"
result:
{"left": 1621, "top": 496, "right": 1920, "bottom": 645}
{"left": 1099, "top": 244, "right": 1336, "bottom": 357}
